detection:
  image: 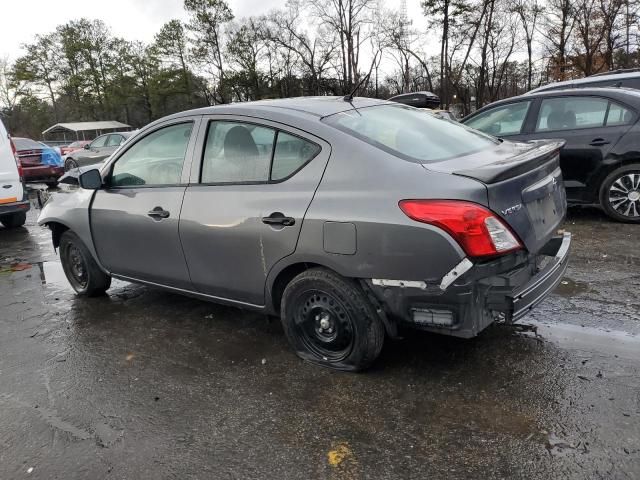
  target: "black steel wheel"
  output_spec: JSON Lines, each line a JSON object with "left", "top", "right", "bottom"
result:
{"left": 59, "top": 230, "right": 111, "bottom": 296}
{"left": 281, "top": 268, "right": 384, "bottom": 371}
{"left": 600, "top": 164, "right": 640, "bottom": 223}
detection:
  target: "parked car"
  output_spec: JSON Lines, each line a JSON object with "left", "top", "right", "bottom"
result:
{"left": 60, "top": 140, "right": 91, "bottom": 157}
{"left": 389, "top": 91, "right": 441, "bottom": 109}
{"left": 462, "top": 87, "right": 640, "bottom": 222}
{"left": 0, "top": 121, "right": 29, "bottom": 228}
{"left": 64, "top": 132, "right": 132, "bottom": 171}
{"left": 39, "top": 97, "right": 570, "bottom": 371}
{"left": 528, "top": 70, "right": 640, "bottom": 94}
{"left": 12, "top": 137, "right": 64, "bottom": 187}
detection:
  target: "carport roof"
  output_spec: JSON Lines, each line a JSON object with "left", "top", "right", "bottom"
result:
{"left": 42, "top": 121, "right": 131, "bottom": 135}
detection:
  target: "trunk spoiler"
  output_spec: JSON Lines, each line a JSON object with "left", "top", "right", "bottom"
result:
{"left": 453, "top": 140, "right": 565, "bottom": 184}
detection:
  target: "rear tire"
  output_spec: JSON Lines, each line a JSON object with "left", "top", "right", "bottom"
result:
{"left": 59, "top": 230, "right": 111, "bottom": 296}
{"left": 280, "top": 268, "right": 385, "bottom": 371}
{"left": 599, "top": 163, "right": 640, "bottom": 223}
{"left": 64, "top": 158, "right": 79, "bottom": 172}
{"left": 0, "top": 212, "right": 27, "bottom": 228}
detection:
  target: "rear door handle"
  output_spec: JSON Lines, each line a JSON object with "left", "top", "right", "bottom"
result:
{"left": 589, "top": 138, "right": 610, "bottom": 146}
{"left": 262, "top": 213, "right": 295, "bottom": 227}
{"left": 147, "top": 207, "right": 170, "bottom": 219}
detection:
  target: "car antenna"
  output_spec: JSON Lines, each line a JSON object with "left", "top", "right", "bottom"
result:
{"left": 343, "top": 51, "right": 379, "bottom": 103}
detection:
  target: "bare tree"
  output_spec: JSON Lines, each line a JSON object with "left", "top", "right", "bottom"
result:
{"left": 544, "top": 0, "right": 576, "bottom": 80}
{"left": 511, "top": 0, "right": 543, "bottom": 91}
{"left": 310, "top": 0, "right": 376, "bottom": 93}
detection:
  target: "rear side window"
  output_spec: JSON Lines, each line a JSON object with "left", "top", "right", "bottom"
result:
{"left": 536, "top": 97, "right": 608, "bottom": 131}
{"left": 271, "top": 132, "right": 320, "bottom": 180}
{"left": 323, "top": 104, "right": 497, "bottom": 163}
{"left": 465, "top": 101, "right": 531, "bottom": 136}
{"left": 111, "top": 122, "right": 193, "bottom": 187}
{"left": 606, "top": 102, "right": 635, "bottom": 126}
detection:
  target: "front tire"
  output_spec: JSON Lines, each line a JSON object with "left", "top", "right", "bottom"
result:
{"left": 64, "top": 158, "right": 79, "bottom": 172}
{"left": 59, "top": 230, "right": 111, "bottom": 296}
{"left": 599, "top": 164, "right": 640, "bottom": 223}
{"left": 281, "top": 268, "right": 385, "bottom": 371}
{"left": 1, "top": 212, "right": 27, "bottom": 228}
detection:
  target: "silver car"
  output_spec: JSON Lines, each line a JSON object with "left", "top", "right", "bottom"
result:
{"left": 38, "top": 97, "right": 571, "bottom": 371}
{"left": 64, "top": 131, "right": 133, "bottom": 171}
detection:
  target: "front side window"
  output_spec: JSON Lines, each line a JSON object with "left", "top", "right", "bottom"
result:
{"left": 106, "top": 134, "right": 124, "bottom": 147}
{"left": 110, "top": 122, "right": 193, "bottom": 187}
{"left": 201, "top": 121, "right": 275, "bottom": 183}
{"left": 324, "top": 104, "right": 497, "bottom": 163}
{"left": 91, "top": 136, "right": 108, "bottom": 148}
{"left": 536, "top": 97, "right": 608, "bottom": 132}
{"left": 465, "top": 101, "right": 531, "bottom": 136}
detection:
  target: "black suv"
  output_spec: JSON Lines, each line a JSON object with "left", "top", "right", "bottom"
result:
{"left": 462, "top": 87, "right": 640, "bottom": 222}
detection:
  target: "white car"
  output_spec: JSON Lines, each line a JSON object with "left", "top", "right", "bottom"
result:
{"left": 0, "top": 119, "right": 29, "bottom": 228}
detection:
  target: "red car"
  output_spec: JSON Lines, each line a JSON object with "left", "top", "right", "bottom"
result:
{"left": 12, "top": 137, "right": 64, "bottom": 187}
{"left": 60, "top": 140, "right": 90, "bottom": 156}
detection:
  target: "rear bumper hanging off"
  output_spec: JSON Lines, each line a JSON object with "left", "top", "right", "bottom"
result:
{"left": 366, "top": 232, "right": 571, "bottom": 339}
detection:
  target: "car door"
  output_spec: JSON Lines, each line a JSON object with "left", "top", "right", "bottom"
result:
{"left": 522, "top": 95, "right": 635, "bottom": 198}
{"left": 77, "top": 135, "right": 109, "bottom": 165}
{"left": 179, "top": 117, "right": 331, "bottom": 306}
{"left": 463, "top": 100, "right": 534, "bottom": 141}
{"left": 90, "top": 119, "right": 199, "bottom": 289}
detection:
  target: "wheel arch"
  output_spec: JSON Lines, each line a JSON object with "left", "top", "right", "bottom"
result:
{"left": 267, "top": 259, "right": 399, "bottom": 339}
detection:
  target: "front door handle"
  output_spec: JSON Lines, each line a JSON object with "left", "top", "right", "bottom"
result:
{"left": 589, "top": 138, "right": 610, "bottom": 146}
{"left": 262, "top": 213, "right": 295, "bottom": 227}
{"left": 147, "top": 206, "right": 170, "bottom": 219}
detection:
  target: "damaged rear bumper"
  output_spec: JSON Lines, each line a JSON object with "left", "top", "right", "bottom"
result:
{"left": 366, "top": 233, "right": 571, "bottom": 338}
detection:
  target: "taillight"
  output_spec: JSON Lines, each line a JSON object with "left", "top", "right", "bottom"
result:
{"left": 8, "top": 136, "right": 23, "bottom": 180}
{"left": 398, "top": 199, "right": 522, "bottom": 258}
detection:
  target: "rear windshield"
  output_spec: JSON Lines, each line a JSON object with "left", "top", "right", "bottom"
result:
{"left": 13, "top": 138, "right": 43, "bottom": 150}
{"left": 322, "top": 104, "right": 497, "bottom": 162}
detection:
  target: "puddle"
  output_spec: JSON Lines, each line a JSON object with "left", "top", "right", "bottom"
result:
{"left": 524, "top": 320, "right": 640, "bottom": 361}
{"left": 36, "top": 261, "right": 70, "bottom": 288}
{"left": 553, "top": 278, "right": 591, "bottom": 297}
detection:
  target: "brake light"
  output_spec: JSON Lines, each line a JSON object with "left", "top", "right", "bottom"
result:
{"left": 8, "top": 136, "right": 23, "bottom": 180}
{"left": 398, "top": 200, "right": 522, "bottom": 258}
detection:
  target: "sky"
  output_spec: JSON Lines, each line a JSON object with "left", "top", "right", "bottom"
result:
{"left": 0, "top": 0, "right": 427, "bottom": 60}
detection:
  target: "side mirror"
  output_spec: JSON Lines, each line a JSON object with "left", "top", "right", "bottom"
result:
{"left": 79, "top": 169, "right": 103, "bottom": 190}
{"left": 84, "top": 144, "right": 90, "bottom": 150}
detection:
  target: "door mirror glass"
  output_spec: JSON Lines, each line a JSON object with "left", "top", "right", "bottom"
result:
{"left": 83, "top": 143, "right": 90, "bottom": 149}
{"left": 79, "top": 169, "right": 103, "bottom": 190}
{"left": 465, "top": 101, "right": 531, "bottom": 136}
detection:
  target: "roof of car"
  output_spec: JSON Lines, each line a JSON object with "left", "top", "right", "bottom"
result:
{"left": 173, "top": 96, "right": 391, "bottom": 119}
{"left": 528, "top": 71, "right": 640, "bottom": 93}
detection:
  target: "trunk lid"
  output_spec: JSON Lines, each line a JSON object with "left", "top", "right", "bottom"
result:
{"left": 17, "top": 149, "right": 43, "bottom": 166}
{"left": 427, "top": 140, "right": 567, "bottom": 254}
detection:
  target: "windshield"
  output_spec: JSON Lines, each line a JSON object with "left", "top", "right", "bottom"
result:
{"left": 322, "top": 104, "right": 497, "bottom": 163}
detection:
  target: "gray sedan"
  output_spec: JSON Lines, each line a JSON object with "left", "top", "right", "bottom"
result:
{"left": 38, "top": 97, "right": 571, "bottom": 371}
{"left": 64, "top": 131, "right": 133, "bottom": 171}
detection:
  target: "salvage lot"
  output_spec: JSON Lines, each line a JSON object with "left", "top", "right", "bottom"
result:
{"left": 0, "top": 196, "right": 638, "bottom": 479}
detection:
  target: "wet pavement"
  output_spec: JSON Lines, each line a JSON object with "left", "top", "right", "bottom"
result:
{"left": 0, "top": 194, "right": 638, "bottom": 479}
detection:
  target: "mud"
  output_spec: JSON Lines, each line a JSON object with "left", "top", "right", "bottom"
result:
{"left": 0, "top": 199, "right": 638, "bottom": 479}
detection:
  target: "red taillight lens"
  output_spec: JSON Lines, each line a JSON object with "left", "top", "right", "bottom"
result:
{"left": 399, "top": 199, "right": 522, "bottom": 258}
{"left": 8, "top": 136, "right": 23, "bottom": 180}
